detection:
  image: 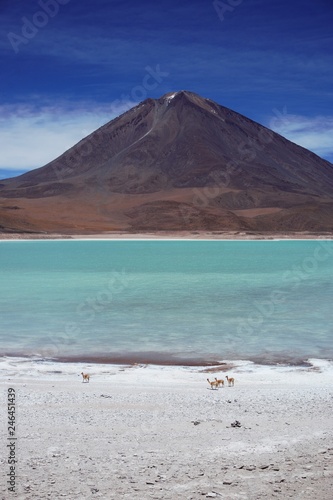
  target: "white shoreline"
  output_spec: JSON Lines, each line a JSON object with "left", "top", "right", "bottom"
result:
{"left": 0, "top": 229, "right": 333, "bottom": 242}
{"left": 1, "top": 237, "right": 333, "bottom": 242}
{"left": 1, "top": 356, "right": 333, "bottom": 382}
{"left": 0, "top": 238, "right": 333, "bottom": 243}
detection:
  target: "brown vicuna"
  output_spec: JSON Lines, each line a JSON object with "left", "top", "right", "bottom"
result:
{"left": 215, "top": 377, "right": 224, "bottom": 387}
{"left": 207, "top": 378, "right": 218, "bottom": 389}
{"left": 81, "top": 372, "right": 90, "bottom": 383}
{"left": 226, "top": 375, "right": 234, "bottom": 386}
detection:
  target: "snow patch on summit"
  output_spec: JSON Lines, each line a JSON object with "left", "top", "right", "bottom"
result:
{"left": 165, "top": 92, "right": 179, "bottom": 104}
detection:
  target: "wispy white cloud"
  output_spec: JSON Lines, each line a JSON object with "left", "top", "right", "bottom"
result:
{"left": 0, "top": 100, "right": 136, "bottom": 171}
{"left": 269, "top": 113, "right": 333, "bottom": 162}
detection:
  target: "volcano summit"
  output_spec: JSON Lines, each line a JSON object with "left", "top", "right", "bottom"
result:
{"left": 1, "top": 91, "right": 333, "bottom": 235}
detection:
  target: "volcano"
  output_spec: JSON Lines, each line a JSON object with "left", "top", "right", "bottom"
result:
{"left": 1, "top": 90, "right": 333, "bottom": 234}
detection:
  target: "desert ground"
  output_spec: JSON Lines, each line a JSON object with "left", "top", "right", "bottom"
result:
{"left": 1, "top": 359, "right": 333, "bottom": 499}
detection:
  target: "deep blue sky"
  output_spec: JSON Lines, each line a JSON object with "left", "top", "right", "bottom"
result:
{"left": 1, "top": 0, "right": 332, "bottom": 178}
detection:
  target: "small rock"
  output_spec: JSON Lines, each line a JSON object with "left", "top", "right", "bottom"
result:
{"left": 231, "top": 420, "right": 241, "bottom": 428}
{"left": 206, "top": 493, "right": 217, "bottom": 498}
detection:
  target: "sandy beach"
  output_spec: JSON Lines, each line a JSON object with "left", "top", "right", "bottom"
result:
{"left": 1, "top": 358, "right": 333, "bottom": 499}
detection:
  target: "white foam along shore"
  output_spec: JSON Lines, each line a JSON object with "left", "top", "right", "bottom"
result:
{"left": 1, "top": 356, "right": 333, "bottom": 499}
{"left": 1, "top": 355, "right": 333, "bottom": 382}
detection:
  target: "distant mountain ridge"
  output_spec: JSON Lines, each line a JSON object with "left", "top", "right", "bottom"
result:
{"left": 1, "top": 90, "right": 333, "bottom": 233}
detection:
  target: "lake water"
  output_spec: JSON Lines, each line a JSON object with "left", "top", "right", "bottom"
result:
{"left": 1, "top": 240, "right": 333, "bottom": 365}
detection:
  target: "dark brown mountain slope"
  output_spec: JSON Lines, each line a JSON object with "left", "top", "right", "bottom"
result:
{"left": 1, "top": 90, "right": 333, "bottom": 233}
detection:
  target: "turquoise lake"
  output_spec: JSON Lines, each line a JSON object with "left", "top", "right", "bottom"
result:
{"left": 0, "top": 240, "right": 333, "bottom": 364}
